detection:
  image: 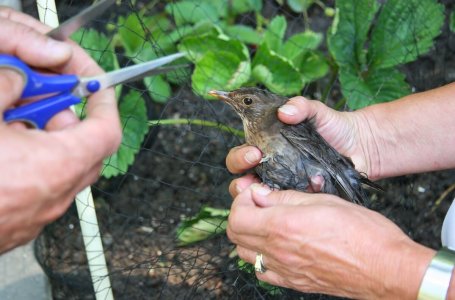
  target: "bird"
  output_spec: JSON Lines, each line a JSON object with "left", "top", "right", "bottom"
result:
{"left": 209, "top": 87, "right": 381, "bottom": 205}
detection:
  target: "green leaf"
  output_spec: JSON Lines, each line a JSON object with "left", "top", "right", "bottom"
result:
{"left": 280, "top": 30, "right": 323, "bottom": 60}
{"left": 102, "top": 90, "right": 149, "bottom": 178}
{"left": 131, "top": 43, "right": 159, "bottom": 64}
{"left": 339, "top": 68, "right": 411, "bottom": 110}
{"left": 165, "top": 1, "right": 223, "bottom": 26}
{"left": 451, "top": 10, "right": 455, "bottom": 33}
{"left": 231, "top": 0, "right": 262, "bottom": 14}
{"left": 176, "top": 206, "right": 229, "bottom": 246}
{"left": 190, "top": 20, "right": 224, "bottom": 37}
{"left": 144, "top": 75, "right": 171, "bottom": 103}
{"left": 296, "top": 51, "right": 329, "bottom": 83}
{"left": 71, "top": 28, "right": 121, "bottom": 98}
{"left": 286, "top": 0, "right": 315, "bottom": 13}
{"left": 165, "top": 66, "right": 192, "bottom": 85}
{"left": 179, "top": 35, "right": 249, "bottom": 62}
{"left": 252, "top": 43, "right": 303, "bottom": 95}
{"left": 163, "top": 20, "right": 223, "bottom": 50}
{"left": 263, "top": 15, "right": 287, "bottom": 52}
{"left": 327, "top": 0, "right": 379, "bottom": 69}
{"left": 224, "top": 25, "right": 262, "bottom": 45}
{"left": 192, "top": 51, "right": 251, "bottom": 97}
{"left": 117, "top": 13, "right": 146, "bottom": 56}
{"left": 71, "top": 29, "right": 118, "bottom": 72}
{"left": 368, "top": 0, "right": 444, "bottom": 69}
{"left": 237, "top": 259, "right": 283, "bottom": 295}
{"left": 145, "top": 13, "right": 172, "bottom": 34}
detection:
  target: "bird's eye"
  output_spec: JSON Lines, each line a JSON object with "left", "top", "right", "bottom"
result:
{"left": 243, "top": 97, "right": 253, "bottom": 105}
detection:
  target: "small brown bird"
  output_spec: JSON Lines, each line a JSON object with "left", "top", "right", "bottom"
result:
{"left": 209, "top": 87, "right": 381, "bottom": 204}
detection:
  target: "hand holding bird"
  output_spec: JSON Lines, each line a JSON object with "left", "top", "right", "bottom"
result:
{"left": 210, "top": 87, "right": 381, "bottom": 204}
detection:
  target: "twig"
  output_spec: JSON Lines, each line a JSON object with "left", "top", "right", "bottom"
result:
{"left": 431, "top": 182, "right": 455, "bottom": 213}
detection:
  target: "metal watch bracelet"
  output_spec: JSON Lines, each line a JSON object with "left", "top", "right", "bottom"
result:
{"left": 418, "top": 247, "right": 455, "bottom": 300}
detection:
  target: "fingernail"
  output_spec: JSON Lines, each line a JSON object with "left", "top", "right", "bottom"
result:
{"left": 279, "top": 104, "right": 298, "bottom": 116}
{"left": 251, "top": 183, "right": 271, "bottom": 196}
{"left": 244, "top": 150, "right": 260, "bottom": 164}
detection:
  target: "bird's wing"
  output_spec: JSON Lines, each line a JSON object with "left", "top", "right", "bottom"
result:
{"left": 280, "top": 122, "right": 371, "bottom": 204}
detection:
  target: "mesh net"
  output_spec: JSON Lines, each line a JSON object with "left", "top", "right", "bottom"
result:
{"left": 18, "top": 0, "right": 455, "bottom": 299}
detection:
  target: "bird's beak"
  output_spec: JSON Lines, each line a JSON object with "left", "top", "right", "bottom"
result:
{"left": 208, "top": 90, "right": 230, "bottom": 101}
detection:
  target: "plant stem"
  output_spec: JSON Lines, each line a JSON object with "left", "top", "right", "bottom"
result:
{"left": 148, "top": 118, "right": 245, "bottom": 138}
{"left": 321, "top": 66, "right": 339, "bottom": 104}
{"left": 334, "top": 98, "right": 347, "bottom": 110}
{"left": 314, "top": 0, "right": 326, "bottom": 10}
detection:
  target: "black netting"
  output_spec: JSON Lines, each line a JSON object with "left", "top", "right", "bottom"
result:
{"left": 17, "top": 0, "right": 455, "bottom": 299}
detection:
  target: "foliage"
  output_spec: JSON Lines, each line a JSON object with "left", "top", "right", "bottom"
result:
{"left": 102, "top": 90, "right": 149, "bottom": 178}
{"left": 71, "top": 29, "right": 148, "bottom": 178}
{"left": 71, "top": 29, "right": 120, "bottom": 97}
{"left": 327, "top": 0, "right": 444, "bottom": 109}
{"left": 176, "top": 206, "right": 229, "bottom": 246}
{"left": 238, "top": 258, "right": 283, "bottom": 296}
{"left": 179, "top": 14, "right": 328, "bottom": 96}
{"left": 108, "top": 0, "right": 328, "bottom": 98}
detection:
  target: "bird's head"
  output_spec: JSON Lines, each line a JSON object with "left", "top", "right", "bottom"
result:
{"left": 209, "top": 87, "right": 287, "bottom": 134}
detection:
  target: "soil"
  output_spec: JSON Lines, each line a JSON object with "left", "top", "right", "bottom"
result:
{"left": 19, "top": 0, "right": 455, "bottom": 299}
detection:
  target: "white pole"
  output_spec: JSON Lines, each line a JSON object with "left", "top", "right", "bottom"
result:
{"left": 36, "top": 1, "right": 114, "bottom": 299}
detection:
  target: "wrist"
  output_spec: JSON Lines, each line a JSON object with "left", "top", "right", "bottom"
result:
{"left": 379, "top": 240, "right": 435, "bottom": 299}
{"left": 351, "top": 108, "right": 383, "bottom": 180}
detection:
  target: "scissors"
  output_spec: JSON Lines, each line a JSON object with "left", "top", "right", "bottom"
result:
{"left": 1, "top": 53, "right": 186, "bottom": 128}
{"left": 1, "top": 0, "right": 187, "bottom": 129}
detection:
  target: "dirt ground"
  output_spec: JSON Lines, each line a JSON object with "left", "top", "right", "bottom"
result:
{"left": 22, "top": 0, "right": 455, "bottom": 299}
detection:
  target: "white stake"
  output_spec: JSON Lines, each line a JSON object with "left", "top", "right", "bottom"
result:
{"left": 36, "top": 1, "right": 114, "bottom": 299}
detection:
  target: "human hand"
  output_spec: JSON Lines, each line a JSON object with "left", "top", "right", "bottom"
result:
{"left": 0, "top": 8, "right": 121, "bottom": 253}
{"left": 226, "top": 96, "right": 381, "bottom": 181}
{"left": 227, "top": 180, "right": 435, "bottom": 299}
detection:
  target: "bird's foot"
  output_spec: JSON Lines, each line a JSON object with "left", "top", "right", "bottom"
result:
{"left": 259, "top": 155, "right": 271, "bottom": 164}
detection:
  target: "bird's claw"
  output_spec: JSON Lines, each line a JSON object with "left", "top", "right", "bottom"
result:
{"left": 259, "top": 155, "right": 271, "bottom": 164}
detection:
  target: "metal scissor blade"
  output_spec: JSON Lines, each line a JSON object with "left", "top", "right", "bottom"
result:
{"left": 47, "top": 0, "right": 116, "bottom": 40}
{"left": 74, "top": 52, "right": 186, "bottom": 97}
{"left": 122, "top": 64, "right": 191, "bottom": 85}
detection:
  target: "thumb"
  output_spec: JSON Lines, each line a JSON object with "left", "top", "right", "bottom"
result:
{"left": 0, "top": 69, "right": 24, "bottom": 112}
{"left": 249, "top": 183, "right": 312, "bottom": 207}
{"left": 278, "top": 96, "right": 330, "bottom": 126}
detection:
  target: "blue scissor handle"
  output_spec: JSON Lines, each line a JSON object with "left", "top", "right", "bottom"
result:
{"left": 3, "top": 92, "right": 81, "bottom": 129}
{"left": 0, "top": 54, "right": 79, "bottom": 97}
{"left": 0, "top": 54, "right": 82, "bottom": 129}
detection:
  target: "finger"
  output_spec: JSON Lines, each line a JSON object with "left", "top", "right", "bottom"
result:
{"left": 256, "top": 269, "right": 289, "bottom": 290}
{"left": 228, "top": 174, "right": 260, "bottom": 198}
{"left": 7, "top": 122, "right": 27, "bottom": 130}
{"left": 278, "top": 96, "right": 329, "bottom": 125}
{"left": 78, "top": 89, "right": 121, "bottom": 156}
{"left": 236, "top": 246, "right": 288, "bottom": 288}
{"left": 236, "top": 245, "right": 259, "bottom": 265}
{"left": 54, "top": 88, "right": 121, "bottom": 165}
{"left": 45, "top": 109, "right": 80, "bottom": 131}
{"left": 0, "top": 7, "right": 51, "bottom": 33}
{"left": 250, "top": 184, "right": 315, "bottom": 207}
{"left": 226, "top": 144, "right": 262, "bottom": 174}
{"left": 0, "top": 69, "right": 24, "bottom": 111}
{"left": 0, "top": 15, "right": 72, "bottom": 67}
{"left": 227, "top": 189, "right": 272, "bottom": 237}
